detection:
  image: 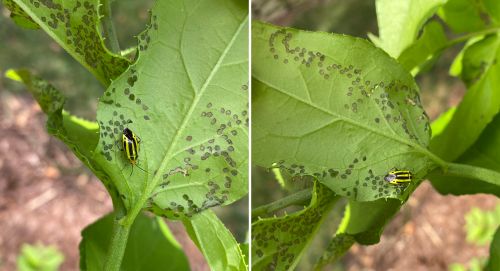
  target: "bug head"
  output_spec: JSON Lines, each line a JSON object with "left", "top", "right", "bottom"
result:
{"left": 384, "top": 173, "right": 397, "bottom": 184}
{"left": 123, "top": 127, "right": 133, "bottom": 139}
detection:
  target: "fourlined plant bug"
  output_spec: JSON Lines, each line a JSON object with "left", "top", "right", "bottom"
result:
{"left": 384, "top": 169, "right": 412, "bottom": 185}
{"left": 117, "top": 127, "right": 148, "bottom": 176}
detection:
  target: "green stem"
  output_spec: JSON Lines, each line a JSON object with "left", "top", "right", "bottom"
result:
{"left": 103, "top": 213, "right": 131, "bottom": 271}
{"left": 251, "top": 188, "right": 312, "bottom": 219}
{"left": 101, "top": 0, "right": 121, "bottom": 53}
{"left": 439, "top": 163, "right": 500, "bottom": 186}
{"left": 447, "top": 27, "right": 500, "bottom": 47}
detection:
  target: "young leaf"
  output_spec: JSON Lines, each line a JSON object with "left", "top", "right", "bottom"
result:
{"left": 93, "top": 0, "right": 249, "bottom": 222}
{"left": 438, "top": 0, "right": 488, "bottom": 33}
{"left": 372, "top": 0, "right": 446, "bottom": 58}
{"left": 486, "top": 226, "right": 500, "bottom": 271}
{"left": 430, "top": 33, "right": 500, "bottom": 161}
{"left": 398, "top": 21, "right": 448, "bottom": 75}
{"left": 183, "top": 210, "right": 247, "bottom": 271}
{"left": 7, "top": 0, "right": 130, "bottom": 85}
{"left": 252, "top": 182, "right": 336, "bottom": 271}
{"left": 252, "top": 21, "right": 444, "bottom": 202}
{"left": 80, "top": 212, "right": 189, "bottom": 271}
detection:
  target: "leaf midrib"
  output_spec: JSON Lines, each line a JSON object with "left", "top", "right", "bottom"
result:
{"left": 124, "top": 14, "right": 249, "bottom": 225}
{"left": 253, "top": 76, "right": 444, "bottom": 166}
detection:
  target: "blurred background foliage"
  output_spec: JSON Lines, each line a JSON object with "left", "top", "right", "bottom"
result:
{"left": 16, "top": 243, "right": 64, "bottom": 271}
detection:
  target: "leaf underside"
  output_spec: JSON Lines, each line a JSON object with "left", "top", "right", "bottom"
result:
{"left": 94, "top": 0, "right": 249, "bottom": 219}
{"left": 252, "top": 21, "right": 438, "bottom": 202}
{"left": 4, "top": 0, "right": 40, "bottom": 29}
{"left": 251, "top": 182, "right": 335, "bottom": 271}
{"left": 7, "top": 0, "right": 130, "bottom": 85}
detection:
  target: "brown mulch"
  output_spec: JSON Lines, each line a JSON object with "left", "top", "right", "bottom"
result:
{"left": 0, "top": 91, "right": 207, "bottom": 271}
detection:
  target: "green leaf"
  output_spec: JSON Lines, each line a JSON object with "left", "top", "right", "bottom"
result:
{"left": 251, "top": 182, "right": 336, "bottom": 271}
{"left": 438, "top": 0, "right": 487, "bottom": 33}
{"left": 461, "top": 34, "right": 500, "bottom": 87}
{"left": 449, "top": 36, "right": 486, "bottom": 77}
{"left": 486, "top": 225, "right": 500, "bottom": 271}
{"left": 17, "top": 244, "right": 64, "bottom": 271}
{"left": 429, "top": 33, "right": 500, "bottom": 161}
{"left": 252, "top": 21, "right": 444, "bottom": 202}
{"left": 373, "top": 0, "right": 447, "bottom": 58}
{"left": 398, "top": 21, "right": 448, "bottom": 75}
{"left": 183, "top": 210, "right": 247, "bottom": 271}
{"left": 8, "top": 0, "right": 130, "bottom": 85}
{"left": 338, "top": 199, "right": 402, "bottom": 244}
{"left": 94, "top": 0, "right": 248, "bottom": 222}
{"left": 80, "top": 212, "right": 189, "bottom": 271}
{"left": 431, "top": 106, "right": 456, "bottom": 139}
{"left": 5, "top": 69, "right": 124, "bottom": 209}
{"left": 430, "top": 113, "right": 500, "bottom": 196}
{"left": 3, "top": 0, "right": 40, "bottom": 29}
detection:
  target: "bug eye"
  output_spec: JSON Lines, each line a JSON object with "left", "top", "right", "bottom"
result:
{"left": 384, "top": 174, "right": 396, "bottom": 182}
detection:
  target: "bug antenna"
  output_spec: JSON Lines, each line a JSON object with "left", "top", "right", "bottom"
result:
{"left": 136, "top": 164, "right": 149, "bottom": 174}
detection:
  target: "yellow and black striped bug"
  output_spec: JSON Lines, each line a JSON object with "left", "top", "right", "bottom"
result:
{"left": 384, "top": 169, "right": 412, "bottom": 185}
{"left": 119, "top": 127, "right": 148, "bottom": 176}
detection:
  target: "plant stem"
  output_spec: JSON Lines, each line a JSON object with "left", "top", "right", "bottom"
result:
{"left": 447, "top": 27, "right": 500, "bottom": 47}
{"left": 251, "top": 188, "right": 312, "bottom": 219}
{"left": 101, "top": 0, "right": 121, "bottom": 53}
{"left": 103, "top": 213, "right": 131, "bottom": 271}
{"left": 439, "top": 163, "right": 500, "bottom": 186}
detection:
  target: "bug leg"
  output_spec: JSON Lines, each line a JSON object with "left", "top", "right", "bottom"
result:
{"left": 129, "top": 165, "right": 134, "bottom": 177}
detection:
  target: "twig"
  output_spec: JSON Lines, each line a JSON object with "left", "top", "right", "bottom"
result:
{"left": 26, "top": 188, "right": 57, "bottom": 211}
